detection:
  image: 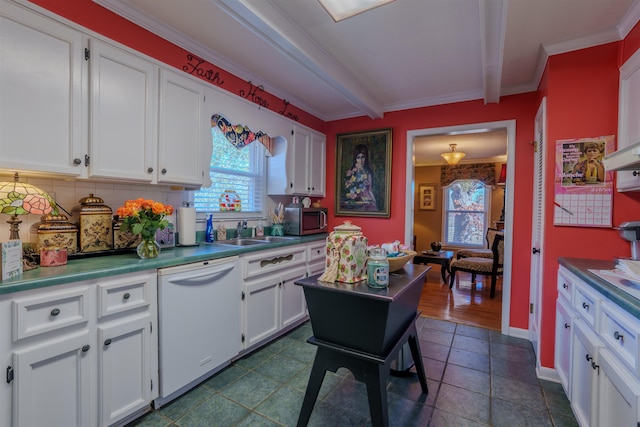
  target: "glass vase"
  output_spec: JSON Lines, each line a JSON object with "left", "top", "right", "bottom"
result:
{"left": 271, "top": 223, "right": 284, "bottom": 236}
{"left": 137, "top": 236, "right": 160, "bottom": 258}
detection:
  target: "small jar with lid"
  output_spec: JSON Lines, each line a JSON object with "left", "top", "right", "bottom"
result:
{"left": 36, "top": 213, "right": 78, "bottom": 255}
{"left": 75, "top": 193, "right": 113, "bottom": 253}
{"left": 367, "top": 247, "right": 389, "bottom": 288}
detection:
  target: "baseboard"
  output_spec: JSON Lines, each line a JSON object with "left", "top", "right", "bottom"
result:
{"left": 506, "top": 325, "right": 529, "bottom": 339}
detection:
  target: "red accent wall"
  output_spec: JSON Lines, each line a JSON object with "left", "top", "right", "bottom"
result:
{"left": 28, "top": 0, "right": 326, "bottom": 133}
{"left": 540, "top": 43, "right": 640, "bottom": 367}
{"left": 326, "top": 94, "right": 539, "bottom": 330}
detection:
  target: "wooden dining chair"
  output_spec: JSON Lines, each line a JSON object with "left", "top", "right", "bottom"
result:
{"left": 449, "top": 233, "right": 504, "bottom": 298}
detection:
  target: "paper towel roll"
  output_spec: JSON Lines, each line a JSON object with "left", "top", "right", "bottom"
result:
{"left": 177, "top": 207, "right": 196, "bottom": 245}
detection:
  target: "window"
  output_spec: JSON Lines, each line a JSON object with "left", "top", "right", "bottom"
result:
{"left": 194, "top": 126, "right": 266, "bottom": 215}
{"left": 442, "top": 179, "right": 491, "bottom": 246}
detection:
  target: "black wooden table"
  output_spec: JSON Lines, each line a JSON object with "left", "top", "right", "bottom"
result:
{"left": 294, "top": 264, "right": 430, "bottom": 427}
{"left": 413, "top": 250, "right": 454, "bottom": 283}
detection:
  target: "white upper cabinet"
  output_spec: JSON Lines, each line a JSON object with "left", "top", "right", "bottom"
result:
{"left": 267, "top": 125, "right": 326, "bottom": 196}
{"left": 616, "top": 48, "right": 640, "bottom": 191}
{"left": 88, "top": 39, "right": 157, "bottom": 182}
{"left": 0, "top": 1, "right": 85, "bottom": 176}
{"left": 157, "top": 69, "right": 205, "bottom": 187}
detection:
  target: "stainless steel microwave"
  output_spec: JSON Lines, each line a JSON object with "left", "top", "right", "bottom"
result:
{"left": 284, "top": 207, "right": 328, "bottom": 235}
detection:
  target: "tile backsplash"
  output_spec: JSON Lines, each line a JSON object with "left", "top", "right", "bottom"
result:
{"left": 0, "top": 176, "right": 187, "bottom": 245}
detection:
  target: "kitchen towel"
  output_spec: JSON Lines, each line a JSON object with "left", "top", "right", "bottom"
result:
{"left": 177, "top": 207, "right": 196, "bottom": 245}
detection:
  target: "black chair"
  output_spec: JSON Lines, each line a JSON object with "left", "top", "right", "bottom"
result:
{"left": 449, "top": 233, "right": 504, "bottom": 298}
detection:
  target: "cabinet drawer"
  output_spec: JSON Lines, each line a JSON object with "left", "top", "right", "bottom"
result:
{"left": 573, "top": 281, "right": 599, "bottom": 328}
{"left": 97, "top": 273, "right": 152, "bottom": 318}
{"left": 12, "top": 286, "right": 90, "bottom": 340}
{"left": 307, "top": 242, "right": 325, "bottom": 263}
{"left": 599, "top": 300, "right": 640, "bottom": 376}
{"left": 242, "top": 246, "right": 307, "bottom": 280}
{"left": 557, "top": 266, "right": 575, "bottom": 303}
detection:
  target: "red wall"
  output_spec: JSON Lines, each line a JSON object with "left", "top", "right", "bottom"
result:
{"left": 28, "top": 0, "right": 326, "bottom": 133}
{"left": 539, "top": 42, "right": 640, "bottom": 368}
{"left": 326, "top": 94, "right": 539, "bottom": 330}
{"left": 27, "top": 0, "right": 640, "bottom": 369}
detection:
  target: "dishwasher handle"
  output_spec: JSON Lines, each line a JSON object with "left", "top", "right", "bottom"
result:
{"left": 164, "top": 263, "right": 237, "bottom": 286}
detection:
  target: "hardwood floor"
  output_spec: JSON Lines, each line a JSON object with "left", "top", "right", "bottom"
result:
{"left": 417, "top": 267, "right": 503, "bottom": 330}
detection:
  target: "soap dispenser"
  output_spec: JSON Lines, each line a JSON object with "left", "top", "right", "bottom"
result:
{"left": 205, "top": 214, "right": 214, "bottom": 242}
{"left": 256, "top": 220, "right": 264, "bottom": 237}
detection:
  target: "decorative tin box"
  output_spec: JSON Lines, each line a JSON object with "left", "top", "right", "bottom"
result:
{"left": 75, "top": 194, "right": 113, "bottom": 253}
{"left": 324, "top": 221, "right": 368, "bottom": 283}
{"left": 36, "top": 213, "right": 78, "bottom": 254}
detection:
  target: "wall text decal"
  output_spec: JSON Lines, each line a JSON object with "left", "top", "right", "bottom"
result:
{"left": 183, "top": 54, "right": 225, "bottom": 86}
{"left": 279, "top": 100, "right": 299, "bottom": 122}
{"left": 240, "top": 81, "right": 269, "bottom": 109}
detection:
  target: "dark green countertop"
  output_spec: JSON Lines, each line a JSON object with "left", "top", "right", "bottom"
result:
{"left": 559, "top": 257, "right": 640, "bottom": 319}
{"left": 0, "top": 234, "right": 327, "bottom": 295}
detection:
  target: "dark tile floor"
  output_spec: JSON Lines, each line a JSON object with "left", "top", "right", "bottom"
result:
{"left": 129, "top": 318, "right": 578, "bottom": 426}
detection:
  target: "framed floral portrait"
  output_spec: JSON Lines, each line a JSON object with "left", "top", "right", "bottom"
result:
{"left": 419, "top": 184, "right": 436, "bottom": 210}
{"left": 335, "top": 128, "right": 392, "bottom": 217}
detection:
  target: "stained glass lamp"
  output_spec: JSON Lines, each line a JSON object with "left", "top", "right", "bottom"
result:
{"left": 0, "top": 173, "right": 57, "bottom": 240}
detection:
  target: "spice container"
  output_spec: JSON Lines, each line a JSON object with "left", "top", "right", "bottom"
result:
{"left": 36, "top": 213, "right": 78, "bottom": 254}
{"left": 75, "top": 193, "right": 113, "bottom": 253}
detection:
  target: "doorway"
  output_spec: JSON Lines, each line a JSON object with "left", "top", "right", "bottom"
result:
{"left": 405, "top": 120, "right": 515, "bottom": 334}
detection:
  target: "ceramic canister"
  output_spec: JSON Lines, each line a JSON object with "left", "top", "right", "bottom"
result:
{"left": 113, "top": 218, "right": 142, "bottom": 249}
{"left": 76, "top": 194, "right": 113, "bottom": 253}
{"left": 36, "top": 213, "right": 78, "bottom": 254}
{"left": 325, "top": 221, "right": 368, "bottom": 283}
{"left": 40, "top": 247, "right": 67, "bottom": 267}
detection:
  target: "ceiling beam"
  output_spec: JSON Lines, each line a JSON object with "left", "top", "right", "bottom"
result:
{"left": 479, "top": 0, "right": 507, "bottom": 104}
{"left": 218, "top": 0, "right": 385, "bottom": 118}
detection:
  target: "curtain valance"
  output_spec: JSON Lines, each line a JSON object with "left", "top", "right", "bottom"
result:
{"left": 440, "top": 163, "right": 496, "bottom": 187}
{"left": 211, "top": 114, "right": 274, "bottom": 155}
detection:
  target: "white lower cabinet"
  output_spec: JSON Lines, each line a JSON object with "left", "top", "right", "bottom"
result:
{"left": 597, "top": 348, "right": 640, "bottom": 426}
{"left": 98, "top": 314, "right": 152, "bottom": 426}
{"left": 556, "top": 265, "right": 640, "bottom": 427}
{"left": 570, "top": 319, "right": 602, "bottom": 427}
{"left": 0, "top": 271, "right": 157, "bottom": 427}
{"left": 307, "top": 241, "right": 326, "bottom": 277}
{"left": 554, "top": 295, "right": 574, "bottom": 397}
{"left": 241, "top": 245, "right": 309, "bottom": 350}
{"left": 12, "top": 329, "right": 92, "bottom": 427}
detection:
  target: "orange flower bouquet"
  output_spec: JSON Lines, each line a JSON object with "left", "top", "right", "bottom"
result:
{"left": 115, "top": 199, "right": 174, "bottom": 258}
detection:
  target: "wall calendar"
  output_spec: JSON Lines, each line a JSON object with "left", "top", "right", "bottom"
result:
{"left": 554, "top": 135, "right": 615, "bottom": 227}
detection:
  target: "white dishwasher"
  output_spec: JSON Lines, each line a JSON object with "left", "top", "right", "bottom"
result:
{"left": 156, "top": 256, "right": 240, "bottom": 405}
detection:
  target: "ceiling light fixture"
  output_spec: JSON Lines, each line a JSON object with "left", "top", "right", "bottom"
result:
{"left": 441, "top": 144, "right": 466, "bottom": 165}
{"left": 318, "top": 0, "right": 395, "bottom": 22}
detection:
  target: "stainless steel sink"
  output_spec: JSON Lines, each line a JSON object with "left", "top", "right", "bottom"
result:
{"left": 260, "top": 236, "right": 302, "bottom": 243}
{"left": 214, "top": 238, "right": 270, "bottom": 246}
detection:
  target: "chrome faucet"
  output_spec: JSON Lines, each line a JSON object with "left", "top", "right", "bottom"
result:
{"left": 237, "top": 220, "right": 247, "bottom": 238}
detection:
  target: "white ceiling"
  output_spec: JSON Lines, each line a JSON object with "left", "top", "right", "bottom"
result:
{"left": 94, "top": 0, "right": 640, "bottom": 163}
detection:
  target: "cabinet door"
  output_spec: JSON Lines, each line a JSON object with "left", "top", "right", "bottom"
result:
{"left": 598, "top": 348, "right": 640, "bottom": 426}
{"left": 291, "top": 126, "right": 311, "bottom": 194}
{"left": 280, "top": 265, "right": 308, "bottom": 329}
{"left": 571, "top": 319, "right": 601, "bottom": 427}
{"left": 89, "top": 39, "right": 156, "bottom": 182}
{"left": 244, "top": 277, "right": 279, "bottom": 348}
{"left": 0, "top": 2, "right": 85, "bottom": 176}
{"left": 98, "top": 314, "right": 151, "bottom": 427}
{"left": 555, "top": 296, "right": 574, "bottom": 398}
{"left": 12, "top": 330, "right": 92, "bottom": 427}
{"left": 158, "top": 69, "right": 204, "bottom": 186}
{"left": 617, "top": 50, "right": 640, "bottom": 191}
{"left": 309, "top": 132, "right": 326, "bottom": 196}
